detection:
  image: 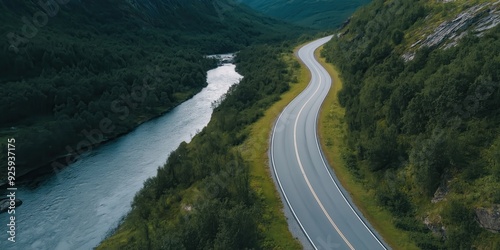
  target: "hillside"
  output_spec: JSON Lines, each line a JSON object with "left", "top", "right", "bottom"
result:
{"left": 0, "top": 0, "right": 301, "bottom": 183}
{"left": 322, "top": 0, "right": 500, "bottom": 248}
{"left": 237, "top": 0, "right": 370, "bottom": 29}
{"left": 98, "top": 44, "right": 302, "bottom": 249}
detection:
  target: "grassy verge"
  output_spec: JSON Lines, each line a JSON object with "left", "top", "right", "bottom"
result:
{"left": 315, "top": 47, "right": 419, "bottom": 250}
{"left": 99, "top": 44, "right": 310, "bottom": 249}
{"left": 236, "top": 44, "right": 311, "bottom": 249}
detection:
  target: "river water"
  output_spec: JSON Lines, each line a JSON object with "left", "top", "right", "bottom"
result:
{"left": 0, "top": 60, "right": 242, "bottom": 250}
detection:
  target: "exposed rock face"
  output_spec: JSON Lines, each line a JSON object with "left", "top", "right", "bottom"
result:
{"left": 404, "top": 1, "right": 500, "bottom": 61}
{"left": 475, "top": 205, "right": 500, "bottom": 233}
{"left": 431, "top": 181, "right": 449, "bottom": 203}
{"left": 432, "top": 171, "right": 451, "bottom": 203}
{"left": 423, "top": 3, "right": 490, "bottom": 48}
{"left": 424, "top": 215, "right": 447, "bottom": 239}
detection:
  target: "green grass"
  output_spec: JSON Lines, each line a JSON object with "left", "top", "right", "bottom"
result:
{"left": 236, "top": 44, "right": 311, "bottom": 249}
{"left": 315, "top": 47, "right": 420, "bottom": 250}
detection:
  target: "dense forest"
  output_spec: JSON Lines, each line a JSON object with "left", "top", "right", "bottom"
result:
{"left": 323, "top": 0, "right": 500, "bottom": 248}
{"left": 239, "top": 0, "right": 370, "bottom": 29}
{"left": 98, "top": 43, "right": 299, "bottom": 249}
{"left": 0, "top": 0, "right": 302, "bottom": 183}
{"left": 5, "top": 0, "right": 500, "bottom": 248}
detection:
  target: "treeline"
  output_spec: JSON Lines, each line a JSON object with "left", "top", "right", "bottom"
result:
{"left": 0, "top": 33, "right": 214, "bottom": 174}
{"left": 98, "top": 44, "right": 296, "bottom": 249}
{"left": 323, "top": 0, "right": 500, "bottom": 248}
{"left": 0, "top": 0, "right": 301, "bottom": 182}
{"left": 239, "top": 0, "right": 371, "bottom": 29}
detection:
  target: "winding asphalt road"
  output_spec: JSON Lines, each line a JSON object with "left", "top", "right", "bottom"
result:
{"left": 270, "top": 36, "right": 389, "bottom": 250}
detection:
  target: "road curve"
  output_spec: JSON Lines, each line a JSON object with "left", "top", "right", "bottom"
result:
{"left": 270, "top": 36, "right": 389, "bottom": 250}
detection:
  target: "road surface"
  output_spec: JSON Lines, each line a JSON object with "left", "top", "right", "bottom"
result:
{"left": 270, "top": 36, "right": 389, "bottom": 250}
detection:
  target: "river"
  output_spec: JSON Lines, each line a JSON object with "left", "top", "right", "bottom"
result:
{"left": 0, "top": 58, "right": 242, "bottom": 250}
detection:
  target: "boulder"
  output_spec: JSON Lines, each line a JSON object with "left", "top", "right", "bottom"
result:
{"left": 475, "top": 205, "right": 500, "bottom": 233}
{"left": 424, "top": 215, "right": 447, "bottom": 239}
{"left": 432, "top": 171, "right": 451, "bottom": 203}
{"left": 431, "top": 180, "right": 449, "bottom": 203}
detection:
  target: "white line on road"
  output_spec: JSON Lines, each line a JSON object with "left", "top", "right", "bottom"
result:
{"left": 292, "top": 48, "right": 355, "bottom": 250}
{"left": 311, "top": 56, "right": 388, "bottom": 250}
{"left": 271, "top": 100, "right": 318, "bottom": 250}
{"left": 271, "top": 36, "right": 388, "bottom": 250}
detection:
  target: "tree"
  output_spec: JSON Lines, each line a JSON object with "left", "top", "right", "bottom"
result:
{"left": 391, "top": 29, "right": 404, "bottom": 45}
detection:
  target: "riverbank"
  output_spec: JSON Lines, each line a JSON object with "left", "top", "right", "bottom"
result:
{"left": 0, "top": 63, "right": 242, "bottom": 250}
{"left": 0, "top": 89, "right": 200, "bottom": 189}
{"left": 0, "top": 55, "right": 239, "bottom": 188}
{"left": 98, "top": 44, "right": 304, "bottom": 249}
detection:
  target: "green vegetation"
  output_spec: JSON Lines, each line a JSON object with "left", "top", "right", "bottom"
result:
{"left": 316, "top": 47, "right": 419, "bottom": 250}
{"left": 98, "top": 43, "right": 302, "bottom": 249}
{"left": 321, "top": 0, "right": 500, "bottom": 248}
{"left": 237, "top": 44, "right": 312, "bottom": 250}
{"left": 237, "top": 0, "right": 370, "bottom": 29}
{"left": 0, "top": 0, "right": 303, "bottom": 183}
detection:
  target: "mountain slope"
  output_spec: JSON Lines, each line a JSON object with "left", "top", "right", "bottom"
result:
{"left": 237, "top": 0, "right": 370, "bottom": 29}
{"left": 322, "top": 0, "right": 500, "bottom": 248}
{"left": 0, "top": 0, "right": 301, "bottom": 184}
{"left": 98, "top": 44, "right": 302, "bottom": 249}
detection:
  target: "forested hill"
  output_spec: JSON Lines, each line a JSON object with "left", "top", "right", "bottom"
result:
{"left": 237, "top": 0, "right": 370, "bottom": 29}
{"left": 99, "top": 43, "right": 300, "bottom": 250}
{"left": 0, "top": 0, "right": 301, "bottom": 183}
{"left": 323, "top": 0, "right": 500, "bottom": 248}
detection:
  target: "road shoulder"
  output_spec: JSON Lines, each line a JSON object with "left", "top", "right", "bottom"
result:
{"left": 315, "top": 46, "right": 419, "bottom": 250}
{"left": 237, "top": 43, "right": 312, "bottom": 250}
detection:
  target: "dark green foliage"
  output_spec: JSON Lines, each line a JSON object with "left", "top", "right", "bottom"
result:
{"left": 442, "top": 201, "right": 481, "bottom": 249}
{"left": 104, "top": 44, "right": 295, "bottom": 249}
{"left": 394, "top": 217, "right": 427, "bottom": 233}
{"left": 238, "top": 0, "right": 370, "bottom": 29}
{"left": 322, "top": 0, "right": 500, "bottom": 247}
{"left": 376, "top": 188, "right": 412, "bottom": 216}
{"left": 0, "top": 0, "right": 303, "bottom": 182}
{"left": 391, "top": 29, "right": 404, "bottom": 45}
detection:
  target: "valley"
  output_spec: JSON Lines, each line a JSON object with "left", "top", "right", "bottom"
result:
{"left": 238, "top": 0, "right": 370, "bottom": 29}
{"left": 1, "top": 0, "right": 499, "bottom": 249}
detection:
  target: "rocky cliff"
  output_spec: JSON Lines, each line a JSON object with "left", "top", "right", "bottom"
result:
{"left": 403, "top": 0, "right": 500, "bottom": 60}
